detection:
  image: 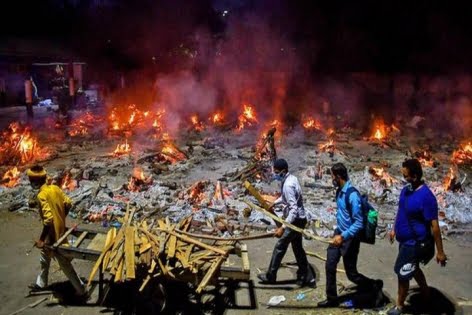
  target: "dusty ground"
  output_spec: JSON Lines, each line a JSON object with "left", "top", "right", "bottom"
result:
{"left": 1, "top": 210, "right": 471, "bottom": 315}
{"left": 1, "top": 106, "right": 471, "bottom": 315}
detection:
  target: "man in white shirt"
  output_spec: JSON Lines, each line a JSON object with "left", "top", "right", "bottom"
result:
{"left": 257, "top": 159, "right": 315, "bottom": 287}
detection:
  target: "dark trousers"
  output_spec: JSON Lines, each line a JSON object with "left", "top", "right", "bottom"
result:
{"left": 267, "top": 218, "right": 313, "bottom": 281}
{"left": 325, "top": 236, "right": 375, "bottom": 300}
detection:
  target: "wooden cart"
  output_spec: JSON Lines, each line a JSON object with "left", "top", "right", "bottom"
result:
{"left": 52, "top": 224, "right": 250, "bottom": 304}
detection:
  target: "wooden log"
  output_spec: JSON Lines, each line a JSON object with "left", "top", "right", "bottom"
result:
{"left": 125, "top": 227, "right": 136, "bottom": 279}
{"left": 243, "top": 181, "right": 271, "bottom": 210}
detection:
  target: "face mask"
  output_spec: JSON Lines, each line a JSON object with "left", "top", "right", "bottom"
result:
{"left": 332, "top": 179, "right": 340, "bottom": 188}
{"left": 272, "top": 172, "right": 285, "bottom": 182}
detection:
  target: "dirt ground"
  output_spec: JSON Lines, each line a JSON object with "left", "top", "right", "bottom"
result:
{"left": 1, "top": 106, "right": 472, "bottom": 315}
{"left": 0, "top": 210, "right": 471, "bottom": 315}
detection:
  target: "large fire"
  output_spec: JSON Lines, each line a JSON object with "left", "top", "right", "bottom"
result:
{"left": 237, "top": 104, "right": 258, "bottom": 131}
{"left": 113, "top": 139, "right": 131, "bottom": 156}
{"left": 108, "top": 105, "right": 166, "bottom": 135}
{"left": 452, "top": 142, "right": 472, "bottom": 165}
{"left": 1, "top": 167, "right": 21, "bottom": 188}
{"left": 67, "top": 112, "right": 102, "bottom": 137}
{"left": 0, "top": 122, "right": 45, "bottom": 165}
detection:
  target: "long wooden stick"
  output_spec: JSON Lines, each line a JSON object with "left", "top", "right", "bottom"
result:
{"left": 174, "top": 229, "right": 274, "bottom": 241}
{"left": 243, "top": 181, "right": 271, "bottom": 210}
{"left": 243, "top": 198, "right": 331, "bottom": 244}
{"left": 305, "top": 251, "right": 346, "bottom": 273}
{"left": 8, "top": 297, "right": 48, "bottom": 315}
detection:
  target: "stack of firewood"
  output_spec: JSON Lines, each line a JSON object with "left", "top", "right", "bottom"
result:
{"left": 88, "top": 206, "right": 236, "bottom": 294}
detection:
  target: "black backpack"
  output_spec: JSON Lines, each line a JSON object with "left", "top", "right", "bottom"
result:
{"left": 336, "top": 187, "right": 378, "bottom": 244}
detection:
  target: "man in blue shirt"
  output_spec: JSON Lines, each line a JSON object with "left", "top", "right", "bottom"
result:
{"left": 318, "top": 163, "right": 382, "bottom": 308}
{"left": 387, "top": 159, "right": 447, "bottom": 315}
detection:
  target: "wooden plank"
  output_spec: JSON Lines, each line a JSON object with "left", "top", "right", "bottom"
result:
{"left": 57, "top": 246, "right": 100, "bottom": 262}
{"left": 73, "top": 231, "right": 88, "bottom": 248}
{"left": 114, "top": 259, "right": 124, "bottom": 282}
{"left": 139, "top": 243, "right": 152, "bottom": 254}
{"left": 87, "top": 230, "right": 119, "bottom": 286}
{"left": 124, "top": 227, "right": 136, "bottom": 279}
{"left": 53, "top": 225, "right": 76, "bottom": 248}
{"left": 161, "top": 229, "right": 228, "bottom": 256}
{"left": 196, "top": 256, "right": 225, "bottom": 294}
{"left": 240, "top": 244, "right": 250, "bottom": 272}
{"left": 167, "top": 235, "right": 177, "bottom": 259}
{"left": 86, "top": 233, "right": 108, "bottom": 251}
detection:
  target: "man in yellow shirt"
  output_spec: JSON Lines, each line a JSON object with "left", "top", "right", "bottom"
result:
{"left": 27, "top": 165, "right": 86, "bottom": 298}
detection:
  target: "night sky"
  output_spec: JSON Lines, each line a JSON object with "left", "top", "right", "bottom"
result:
{"left": 1, "top": 0, "right": 471, "bottom": 73}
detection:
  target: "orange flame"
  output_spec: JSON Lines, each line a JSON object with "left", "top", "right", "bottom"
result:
{"left": 452, "top": 142, "right": 472, "bottom": 165}
{"left": 303, "top": 117, "right": 322, "bottom": 130}
{"left": 161, "top": 141, "right": 186, "bottom": 163}
{"left": 370, "top": 166, "right": 397, "bottom": 186}
{"left": 318, "top": 139, "right": 335, "bottom": 152}
{"left": 60, "top": 172, "right": 77, "bottom": 191}
{"left": 113, "top": 139, "right": 131, "bottom": 156}
{"left": 190, "top": 115, "right": 205, "bottom": 131}
{"left": 443, "top": 167, "right": 456, "bottom": 190}
{"left": 210, "top": 112, "right": 225, "bottom": 125}
{"left": 1, "top": 167, "right": 21, "bottom": 188}
{"left": 127, "top": 167, "right": 152, "bottom": 192}
{"left": 0, "top": 123, "right": 42, "bottom": 164}
{"left": 237, "top": 104, "right": 258, "bottom": 130}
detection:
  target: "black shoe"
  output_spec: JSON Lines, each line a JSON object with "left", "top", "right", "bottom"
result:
{"left": 373, "top": 279, "right": 384, "bottom": 306}
{"left": 296, "top": 278, "right": 316, "bottom": 288}
{"left": 257, "top": 273, "right": 276, "bottom": 284}
{"left": 317, "top": 299, "right": 339, "bottom": 308}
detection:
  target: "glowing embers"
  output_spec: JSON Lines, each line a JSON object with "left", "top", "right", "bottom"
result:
{"left": 318, "top": 139, "right": 335, "bottom": 154}
{"left": 161, "top": 140, "right": 187, "bottom": 164}
{"left": 443, "top": 167, "right": 462, "bottom": 192}
{"left": 1, "top": 167, "right": 21, "bottom": 188}
{"left": 190, "top": 114, "right": 205, "bottom": 132}
{"left": 127, "top": 167, "right": 153, "bottom": 192}
{"left": 302, "top": 117, "right": 323, "bottom": 131}
{"left": 369, "top": 122, "right": 400, "bottom": 142}
{"left": 67, "top": 112, "right": 103, "bottom": 137}
{"left": 414, "top": 150, "right": 437, "bottom": 168}
{"left": 369, "top": 166, "right": 398, "bottom": 187}
{"left": 452, "top": 142, "right": 472, "bottom": 165}
{"left": 113, "top": 139, "right": 131, "bottom": 156}
{"left": 60, "top": 171, "right": 77, "bottom": 191}
{"left": 237, "top": 104, "right": 258, "bottom": 131}
{"left": 210, "top": 112, "right": 224, "bottom": 125}
{"left": 0, "top": 122, "right": 46, "bottom": 165}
